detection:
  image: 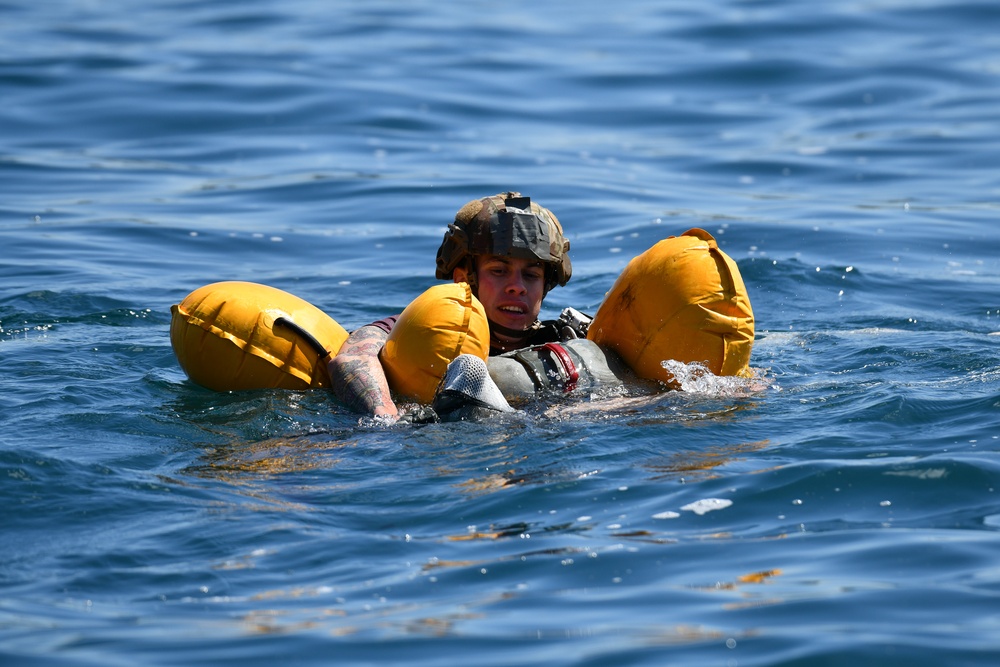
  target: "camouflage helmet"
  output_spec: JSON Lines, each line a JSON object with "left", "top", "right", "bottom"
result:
{"left": 435, "top": 192, "right": 572, "bottom": 293}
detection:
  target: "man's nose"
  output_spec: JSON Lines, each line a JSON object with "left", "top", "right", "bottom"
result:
{"left": 505, "top": 274, "right": 527, "bottom": 294}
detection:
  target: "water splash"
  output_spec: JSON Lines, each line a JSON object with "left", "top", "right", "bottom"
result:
{"left": 661, "top": 359, "right": 768, "bottom": 397}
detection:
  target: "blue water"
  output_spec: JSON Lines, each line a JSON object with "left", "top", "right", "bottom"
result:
{"left": 4, "top": 1, "right": 1000, "bottom": 664}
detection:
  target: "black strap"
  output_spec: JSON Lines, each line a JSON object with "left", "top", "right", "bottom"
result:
{"left": 274, "top": 317, "right": 332, "bottom": 359}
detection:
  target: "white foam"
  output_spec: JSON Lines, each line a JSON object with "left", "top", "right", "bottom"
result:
{"left": 680, "top": 498, "right": 733, "bottom": 515}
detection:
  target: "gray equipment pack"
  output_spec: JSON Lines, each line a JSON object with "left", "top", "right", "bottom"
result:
{"left": 429, "top": 337, "right": 635, "bottom": 423}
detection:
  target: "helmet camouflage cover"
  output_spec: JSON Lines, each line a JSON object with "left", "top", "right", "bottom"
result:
{"left": 435, "top": 192, "right": 572, "bottom": 292}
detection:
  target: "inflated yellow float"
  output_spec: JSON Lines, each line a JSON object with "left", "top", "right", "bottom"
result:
{"left": 587, "top": 228, "right": 754, "bottom": 385}
{"left": 170, "top": 281, "right": 348, "bottom": 391}
{"left": 379, "top": 282, "right": 490, "bottom": 403}
{"left": 170, "top": 281, "right": 489, "bottom": 401}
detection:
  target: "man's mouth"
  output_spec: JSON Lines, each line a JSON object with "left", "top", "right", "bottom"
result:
{"left": 498, "top": 305, "right": 525, "bottom": 315}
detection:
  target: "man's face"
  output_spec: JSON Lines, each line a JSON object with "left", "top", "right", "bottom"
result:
{"left": 454, "top": 255, "right": 545, "bottom": 332}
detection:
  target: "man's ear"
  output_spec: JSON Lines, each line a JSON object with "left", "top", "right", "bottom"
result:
{"left": 453, "top": 266, "right": 469, "bottom": 283}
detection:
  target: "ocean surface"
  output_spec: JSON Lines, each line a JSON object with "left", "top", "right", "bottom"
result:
{"left": 3, "top": 0, "right": 1000, "bottom": 665}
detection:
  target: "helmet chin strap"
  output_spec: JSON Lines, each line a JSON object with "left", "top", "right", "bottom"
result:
{"left": 461, "top": 259, "right": 478, "bottom": 293}
{"left": 489, "top": 318, "right": 541, "bottom": 342}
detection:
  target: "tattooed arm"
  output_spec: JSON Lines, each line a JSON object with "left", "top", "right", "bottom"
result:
{"left": 327, "top": 325, "right": 398, "bottom": 418}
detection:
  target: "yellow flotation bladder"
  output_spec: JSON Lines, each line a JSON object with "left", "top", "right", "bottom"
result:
{"left": 170, "top": 281, "right": 348, "bottom": 391}
{"left": 379, "top": 282, "right": 490, "bottom": 403}
{"left": 588, "top": 228, "right": 754, "bottom": 385}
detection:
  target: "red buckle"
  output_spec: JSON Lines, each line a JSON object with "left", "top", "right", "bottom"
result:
{"left": 541, "top": 343, "right": 579, "bottom": 392}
